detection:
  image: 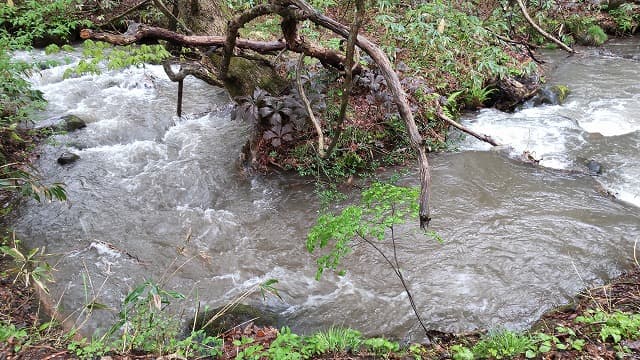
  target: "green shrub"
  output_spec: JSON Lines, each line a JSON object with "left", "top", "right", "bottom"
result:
{"left": 472, "top": 330, "right": 534, "bottom": 359}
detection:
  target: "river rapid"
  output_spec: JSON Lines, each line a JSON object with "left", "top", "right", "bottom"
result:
{"left": 10, "top": 38, "right": 640, "bottom": 342}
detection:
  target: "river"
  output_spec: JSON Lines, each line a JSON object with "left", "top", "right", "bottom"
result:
{"left": 10, "top": 37, "right": 640, "bottom": 342}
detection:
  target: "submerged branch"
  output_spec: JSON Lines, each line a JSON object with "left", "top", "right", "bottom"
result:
{"left": 436, "top": 108, "right": 501, "bottom": 147}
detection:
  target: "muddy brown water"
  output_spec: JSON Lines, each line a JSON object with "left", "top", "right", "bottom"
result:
{"left": 10, "top": 38, "right": 640, "bottom": 342}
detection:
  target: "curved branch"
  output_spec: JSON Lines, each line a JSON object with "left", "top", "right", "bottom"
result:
{"left": 220, "top": 4, "right": 283, "bottom": 79}
{"left": 282, "top": 0, "right": 432, "bottom": 227}
{"left": 296, "top": 54, "right": 325, "bottom": 157}
{"left": 514, "top": 0, "right": 575, "bottom": 54}
{"left": 162, "top": 60, "right": 225, "bottom": 87}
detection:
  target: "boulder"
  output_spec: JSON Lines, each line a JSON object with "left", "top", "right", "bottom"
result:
{"left": 191, "top": 304, "right": 278, "bottom": 336}
{"left": 57, "top": 152, "right": 80, "bottom": 165}
{"left": 585, "top": 159, "right": 603, "bottom": 175}
{"left": 35, "top": 114, "right": 87, "bottom": 133}
{"left": 531, "top": 85, "right": 570, "bottom": 106}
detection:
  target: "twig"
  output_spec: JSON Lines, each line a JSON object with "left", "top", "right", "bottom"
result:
{"left": 95, "top": 0, "right": 150, "bottom": 27}
{"left": 357, "top": 228, "right": 430, "bottom": 336}
{"left": 296, "top": 54, "right": 326, "bottom": 157}
{"left": 151, "top": 0, "right": 193, "bottom": 35}
{"left": 325, "top": 0, "right": 363, "bottom": 158}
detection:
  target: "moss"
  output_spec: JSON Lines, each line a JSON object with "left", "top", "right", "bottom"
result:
{"left": 550, "top": 85, "right": 570, "bottom": 104}
{"left": 208, "top": 54, "right": 286, "bottom": 97}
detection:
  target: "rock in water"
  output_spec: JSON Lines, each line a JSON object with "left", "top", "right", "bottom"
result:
{"left": 192, "top": 304, "right": 278, "bottom": 336}
{"left": 61, "top": 115, "right": 87, "bottom": 132}
{"left": 585, "top": 159, "right": 603, "bottom": 175}
{"left": 34, "top": 114, "right": 87, "bottom": 132}
{"left": 57, "top": 152, "right": 80, "bottom": 165}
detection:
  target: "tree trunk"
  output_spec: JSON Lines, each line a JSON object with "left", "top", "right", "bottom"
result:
{"left": 178, "top": 0, "right": 229, "bottom": 35}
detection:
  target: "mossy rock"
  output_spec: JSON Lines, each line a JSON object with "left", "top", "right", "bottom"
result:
{"left": 532, "top": 85, "right": 570, "bottom": 106}
{"left": 33, "top": 114, "right": 87, "bottom": 133}
{"left": 550, "top": 85, "right": 571, "bottom": 104}
{"left": 208, "top": 54, "right": 286, "bottom": 97}
{"left": 192, "top": 304, "right": 278, "bottom": 336}
{"left": 61, "top": 115, "right": 87, "bottom": 131}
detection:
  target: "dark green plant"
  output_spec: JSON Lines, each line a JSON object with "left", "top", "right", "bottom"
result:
{"left": 0, "top": 235, "right": 55, "bottom": 293}
{"left": 362, "top": 337, "right": 400, "bottom": 358}
{"left": 0, "top": 322, "right": 29, "bottom": 353}
{"left": 608, "top": 3, "right": 640, "bottom": 34}
{"left": 0, "top": 0, "right": 91, "bottom": 49}
{"left": 471, "top": 330, "right": 534, "bottom": 359}
{"left": 105, "top": 280, "right": 186, "bottom": 354}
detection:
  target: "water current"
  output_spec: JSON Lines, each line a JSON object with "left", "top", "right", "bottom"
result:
{"left": 10, "top": 38, "right": 640, "bottom": 342}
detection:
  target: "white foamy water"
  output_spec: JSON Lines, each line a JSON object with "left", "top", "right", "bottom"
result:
{"left": 461, "top": 40, "right": 640, "bottom": 208}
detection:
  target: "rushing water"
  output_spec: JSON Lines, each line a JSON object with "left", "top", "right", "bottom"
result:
{"left": 10, "top": 38, "right": 640, "bottom": 341}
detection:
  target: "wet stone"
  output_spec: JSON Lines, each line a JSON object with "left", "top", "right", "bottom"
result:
{"left": 57, "top": 152, "right": 80, "bottom": 165}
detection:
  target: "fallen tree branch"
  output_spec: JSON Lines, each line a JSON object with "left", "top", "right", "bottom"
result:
{"left": 515, "top": 0, "right": 575, "bottom": 54}
{"left": 436, "top": 108, "right": 501, "bottom": 147}
{"left": 80, "top": 24, "right": 285, "bottom": 51}
{"left": 296, "top": 54, "right": 325, "bottom": 157}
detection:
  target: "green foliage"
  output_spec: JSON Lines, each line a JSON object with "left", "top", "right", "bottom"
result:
{"left": 307, "top": 326, "right": 362, "bottom": 353}
{"left": 63, "top": 40, "right": 171, "bottom": 78}
{"left": 471, "top": 330, "right": 534, "bottom": 359}
{"left": 362, "top": 337, "right": 400, "bottom": 357}
{"left": 307, "top": 182, "right": 419, "bottom": 279}
{"left": 105, "top": 280, "right": 186, "bottom": 353}
{"left": 373, "top": 0, "right": 535, "bottom": 96}
{"left": 576, "top": 309, "right": 640, "bottom": 344}
{"left": 0, "top": 41, "right": 46, "bottom": 125}
{"left": 67, "top": 338, "right": 110, "bottom": 360}
{"left": 608, "top": 3, "right": 640, "bottom": 34}
{"left": 0, "top": 322, "right": 29, "bottom": 352}
{"left": 0, "top": 235, "right": 55, "bottom": 293}
{"left": 451, "top": 344, "right": 474, "bottom": 360}
{"left": 0, "top": 163, "right": 67, "bottom": 203}
{"left": 0, "top": 0, "right": 91, "bottom": 49}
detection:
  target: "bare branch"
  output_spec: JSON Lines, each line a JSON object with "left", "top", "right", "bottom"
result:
{"left": 436, "top": 108, "right": 501, "bottom": 147}
{"left": 151, "top": 0, "right": 194, "bottom": 34}
{"left": 296, "top": 54, "right": 325, "bottom": 157}
{"left": 514, "top": 0, "right": 575, "bottom": 54}
{"left": 80, "top": 24, "right": 286, "bottom": 51}
{"left": 325, "top": 0, "right": 363, "bottom": 158}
